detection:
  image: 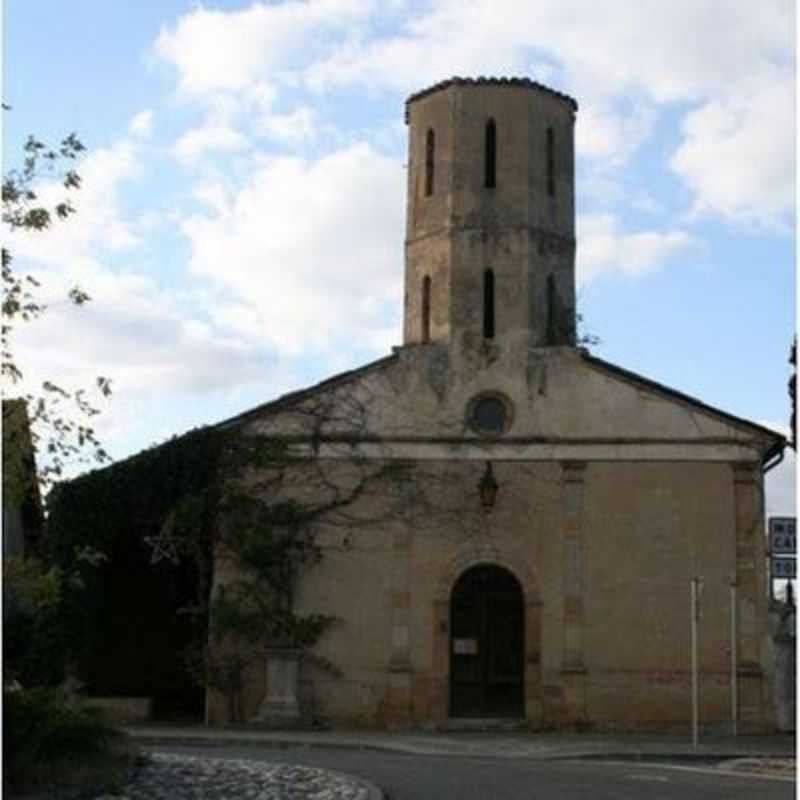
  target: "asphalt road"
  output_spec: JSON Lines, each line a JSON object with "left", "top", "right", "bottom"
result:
{"left": 151, "top": 744, "right": 794, "bottom": 800}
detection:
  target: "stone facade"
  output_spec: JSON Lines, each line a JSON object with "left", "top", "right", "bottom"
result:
{"left": 207, "top": 78, "right": 783, "bottom": 731}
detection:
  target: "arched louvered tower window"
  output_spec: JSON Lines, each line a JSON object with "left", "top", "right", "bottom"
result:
{"left": 485, "top": 118, "right": 497, "bottom": 188}
{"left": 421, "top": 275, "right": 431, "bottom": 342}
{"left": 546, "top": 127, "right": 555, "bottom": 197}
{"left": 483, "top": 269, "right": 495, "bottom": 339}
{"left": 425, "top": 129, "right": 435, "bottom": 196}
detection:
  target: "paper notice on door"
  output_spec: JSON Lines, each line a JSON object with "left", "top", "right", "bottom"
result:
{"left": 453, "top": 638, "right": 478, "bottom": 655}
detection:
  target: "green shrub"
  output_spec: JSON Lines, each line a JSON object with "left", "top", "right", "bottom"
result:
{"left": 3, "top": 687, "right": 131, "bottom": 794}
{"left": 3, "top": 555, "right": 71, "bottom": 687}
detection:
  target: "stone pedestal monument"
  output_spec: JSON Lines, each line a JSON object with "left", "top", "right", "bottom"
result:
{"left": 255, "top": 649, "right": 303, "bottom": 726}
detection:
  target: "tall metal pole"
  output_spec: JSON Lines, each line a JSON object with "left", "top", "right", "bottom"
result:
{"left": 730, "top": 576, "right": 738, "bottom": 737}
{"left": 691, "top": 577, "right": 700, "bottom": 751}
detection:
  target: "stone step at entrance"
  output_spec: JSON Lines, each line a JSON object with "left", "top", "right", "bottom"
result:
{"left": 436, "top": 717, "right": 528, "bottom": 732}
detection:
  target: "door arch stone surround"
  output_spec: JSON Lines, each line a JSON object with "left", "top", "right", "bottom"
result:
{"left": 429, "top": 546, "right": 543, "bottom": 723}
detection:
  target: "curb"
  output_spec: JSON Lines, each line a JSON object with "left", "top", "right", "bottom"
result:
{"left": 130, "top": 733, "right": 396, "bottom": 754}
{"left": 128, "top": 732, "right": 795, "bottom": 765}
{"left": 543, "top": 751, "right": 791, "bottom": 763}
{"left": 590, "top": 758, "right": 797, "bottom": 784}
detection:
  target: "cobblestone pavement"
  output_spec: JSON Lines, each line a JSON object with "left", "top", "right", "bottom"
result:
{"left": 143, "top": 745, "right": 797, "bottom": 800}
{"left": 94, "top": 753, "right": 381, "bottom": 800}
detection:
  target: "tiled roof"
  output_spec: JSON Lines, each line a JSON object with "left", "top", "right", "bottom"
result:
{"left": 405, "top": 76, "right": 578, "bottom": 120}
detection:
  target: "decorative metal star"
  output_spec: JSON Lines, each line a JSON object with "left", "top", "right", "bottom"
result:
{"left": 144, "top": 511, "right": 182, "bottom": 565}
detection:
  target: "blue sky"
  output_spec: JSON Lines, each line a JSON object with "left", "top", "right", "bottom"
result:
{"left": 4, "top": 0, "right": 796, "bottom": 515}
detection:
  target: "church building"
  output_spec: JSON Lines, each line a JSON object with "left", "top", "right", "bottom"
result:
{"left": 206, "top": 78, "right": 783, "bottom": 730}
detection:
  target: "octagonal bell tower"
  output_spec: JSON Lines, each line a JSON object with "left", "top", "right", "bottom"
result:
{"left": 403, "top": 77, "right": 577, "bottom": 352}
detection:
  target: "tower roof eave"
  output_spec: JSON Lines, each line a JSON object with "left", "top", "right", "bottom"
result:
{"left": 404, "top": 76, "right": 578, "bottom": 122}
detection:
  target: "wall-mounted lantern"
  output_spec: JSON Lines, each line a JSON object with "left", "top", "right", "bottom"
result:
{"left": 478, "top": 461, "right": 498, "bottom": 512}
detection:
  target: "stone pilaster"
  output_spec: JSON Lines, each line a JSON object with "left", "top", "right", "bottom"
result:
{"left": 524, "top": 597, "right": 544, "bottom": 725}
{"left": 732, "top": 463, "right": 768, "bottom": 728}
{"left": 561, "top": 461, "right": 587, "bottom": 722}
{"left": 387, "top": 527, "right": 413, "bottom": 725}
{"left": 430, "top": 597, "right": 450, "bottom": 720}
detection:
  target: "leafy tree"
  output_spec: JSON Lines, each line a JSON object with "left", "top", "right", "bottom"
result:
{"left": 3, "top": 132, "right": 111, "bottom": 690}
{"left": 2, "top": 132, "right": 127, "bottom": 786}
{"left": 576, "top": 310, "right": 600, "bottom": 348}
{"left": 2, "top": 131, "right": 111, "bottom": 498}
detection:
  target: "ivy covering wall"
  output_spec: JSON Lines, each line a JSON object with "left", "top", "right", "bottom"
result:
{"left": 46, "top": 427, "right": 224, "bottom": 718}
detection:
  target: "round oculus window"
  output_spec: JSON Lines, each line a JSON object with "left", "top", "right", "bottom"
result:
{"left": 467, "top": 393, "right": 512, "bottom": 435}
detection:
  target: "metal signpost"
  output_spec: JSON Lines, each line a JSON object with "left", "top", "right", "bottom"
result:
{"left": 729, "top": 575, "right": 737, "bottom": 737}
{"left": 690, "top": 577, "right": 701, "bottom": 751}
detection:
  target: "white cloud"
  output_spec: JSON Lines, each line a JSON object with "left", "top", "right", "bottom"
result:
{"left": 303, "top": 3, "right": 519, "bottom": 94}
{"left": 577, "top": 213, "right": 697, "bottom": 285}
{"left": 10, "top": 276, "right": 273, "bottom": 470}
{"left": 670, "top": 74, "right": 795, "bottom": 228}
{"left": 174, "top": 123, "right": 249, "bottom": 165}
{"left": 303, "top": 0, "right": 794, "bottom": 226}
{"left": 5, "top": 131, "right": 274, "bottom": 463}
{"left": 192, "top": 180, "right": 234, "bottom": 216}
{"left": 576, "top": 100, "right": 656, "bottom": 166}
{"left": 302, "top": 0, "right": 790, "bottom": 102}
{"left": 13, "top": 266, "right": 264, "bottom": 395}
{"left": 766, "top": 452, "right": 797, "bottom": 518}
{"left": 129, "top": 110, "right": 154, "bottom": 138}
{"left": 259, "top": 107, "right": 318, "bottom": 144}
{"left": 153, "top": 0, "right": 370, "bottom": 99}
{"left": 8, "top": 139, "right": 142, "bottom": 269}
{"left": 151, "top": 2, "right": 794, "bottom": 226}
{"left": 761, "top": 423, "right": 797, "bottom": 518}
{"left": 179, "top": 143, "right": 405, "bottom": 356}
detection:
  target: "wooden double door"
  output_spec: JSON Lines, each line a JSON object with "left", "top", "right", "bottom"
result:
{"left": 449, "top": 565, "right": 524, "bottom": 717}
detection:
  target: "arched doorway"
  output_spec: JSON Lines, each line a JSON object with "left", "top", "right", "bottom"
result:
{"left": 449, "top": 564, "right": 524, "bottom": 717}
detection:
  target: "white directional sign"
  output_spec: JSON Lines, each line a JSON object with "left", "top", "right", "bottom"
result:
{"left": 769, "top": 517, "right": 796, "bottom": 586}
{"left": 769, "top": 517, "right": 796, "bottom": 555}
{"left": 772, "top": 557, "right": 797, "bottom": 579}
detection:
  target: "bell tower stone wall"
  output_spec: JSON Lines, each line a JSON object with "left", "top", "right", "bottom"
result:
{"left": 403, "top": 78, "right": 577, "bottom": 351}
